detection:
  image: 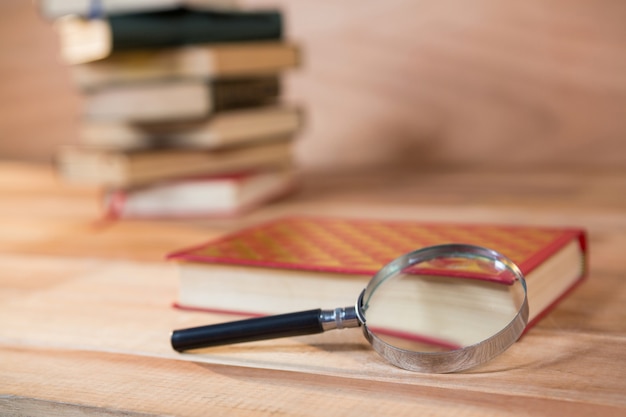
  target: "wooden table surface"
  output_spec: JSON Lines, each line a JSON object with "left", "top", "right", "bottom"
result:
{"left": 1, "top": 161, "right": 625, "bottom": 416}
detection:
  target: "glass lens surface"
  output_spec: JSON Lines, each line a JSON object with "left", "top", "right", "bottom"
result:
{"left": 361, "top": 247, "right": 526, "bottom": 353}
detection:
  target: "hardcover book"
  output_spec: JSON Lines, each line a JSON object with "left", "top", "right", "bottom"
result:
{"left": 79, "top": 106, "right": 303, "bottom": 151}
{"left": 82, "top": 77, "right": 280, "bottom": 122}
{"left": 55, "top": 8, "right": 283, "bottom": 64}
{"left": 57, "top": 140, "right": 292, "bottom": 187}
{"left": 105, "top": 168, "right": 296, "bottom": 218}
{"left": 167, "top": 217, "right": 587, "bottom": 336}
{"left": 71, "top": 42, "right": 300, "bottom": 89}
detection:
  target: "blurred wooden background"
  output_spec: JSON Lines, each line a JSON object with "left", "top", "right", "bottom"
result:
{"left": 0, "top": 0, "right": 625, "bottom": 171}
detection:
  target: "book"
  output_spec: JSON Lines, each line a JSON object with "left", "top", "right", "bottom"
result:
{"left": 83, "top": 77, "right": 280, "bottom": 122}
{"left": 105, "top": 168, "right": 297, "bottom": 218}
{"left": 80, "top": 106, "right": 303, "bottom": 151}
{"left": 38, "top": 0, "right": 240, "bottom": 20}
{"left": 57, "top": 140, "right": 292, "bottom": 187}
{"left": 55, "top": 8, "right": 283, "bottom": 64}
{"left": 70, "top": 42, "right": 300, "bottom": 89}
{"left": 167, "top": 217, "right": 587, "bottom": 344}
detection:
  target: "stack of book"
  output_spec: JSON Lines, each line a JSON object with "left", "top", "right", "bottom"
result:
{"left": 40, "top": 0, "right": 303, "bottom": 218}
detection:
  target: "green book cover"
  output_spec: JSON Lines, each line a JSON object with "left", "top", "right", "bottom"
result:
{"left": 109, "top": 8, "right": 283, "bottom": 50}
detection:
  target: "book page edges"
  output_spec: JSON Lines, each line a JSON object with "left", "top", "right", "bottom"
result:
{"left": 105, "top": 172, "right": 297, "bottom": 219}
{"left": 524, "top": 236, "right": 587, "bottom": 328}
{"left": 517, "top": 229, "right": 587, "bottom": 274}
{"left": 72, "top": 42, "right": 299, "bottom": 89}
{"left": 40, "top": 0, "right": 240, "bottom": 19}
{"left": 177, "top": 264, "right": 365, "bottom": 313}
{"left": 80, "top": 105, "right": 301, "bottom": 151}
{"left": 56, "top": 16, "right": 112, "bottom": 64}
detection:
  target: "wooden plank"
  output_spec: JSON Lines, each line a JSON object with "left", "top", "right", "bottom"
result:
{"left": 1, "top": 345, "right": 625, "bottom": 417}
{"left": 0, "top": 163, "right": 625, "bottom": 415}
{"left": 0, "top": 254, "right": 624, "bottom": 407}
{"left": 2, "top": 168, "right": 626, "bottom": 266}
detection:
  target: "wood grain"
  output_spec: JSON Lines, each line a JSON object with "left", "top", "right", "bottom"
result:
{"left": 0, "top": 1, "right": 82, "bottom": 161}
{"left": 0, "top": 253, "right": 624, "bottom": 407}
{"left": 278, "top": 0, "right": 626, "bottom": 170}
{"left": 0, "top": 162, "right": 625, "bottom": 416}
{"left": 3, "top": 345, "right": 624, "bottom": 417}
{"left": 1, "top": 0, "right": 625, "bottom": 413}
{"left": 1, "top": 0, "right": 625, "bottom": 171}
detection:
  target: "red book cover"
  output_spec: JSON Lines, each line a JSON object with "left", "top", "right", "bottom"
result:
{"left": 169, "top": 216, "right": 585, "bottom": 276}
{"left": 104, "top": 169, "right": 297, "bottom": 219}
{"left": 168, "top": 216, "right": 587, "bottom": 330}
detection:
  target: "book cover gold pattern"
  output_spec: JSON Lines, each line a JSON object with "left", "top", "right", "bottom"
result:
{"left": 169, "top": 217, "right": 582, "bottom": 276}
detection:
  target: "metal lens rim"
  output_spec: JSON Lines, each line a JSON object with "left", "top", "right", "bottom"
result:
{"left": 355, "top": 243, "right": 529, "bottom": 373}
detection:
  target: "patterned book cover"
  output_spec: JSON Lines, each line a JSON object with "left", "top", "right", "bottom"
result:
{"left": 167, "top": 216, "right": 587, "bottom": 278}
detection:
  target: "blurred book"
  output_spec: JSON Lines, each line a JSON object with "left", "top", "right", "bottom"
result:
{"left": 167, "top": 217, "right": 588, "bottom": 341}
{"left": 105, "top": 167, "right": 297, "bottom": 218}
{"left": 46, "top": 2, "right": 302, "bottom": 218}
{"left": 83, "top": 77, "right": 280, "bottom": 122}
{"left": 80, "top": 106, "right": 303, "bottom": 151}
{"left": 57, "top": 140, "right": 292, "bottom": 187}
{"left": 54, "top": 8, "right": 283, "bottom": 64}
{"left": 71, "top": 42, "right": 300, "bottom": 89}
{"left": 38, "top": 0, "right": 240, "bottom": 19}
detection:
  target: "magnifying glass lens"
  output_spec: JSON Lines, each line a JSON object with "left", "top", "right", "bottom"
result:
{"left": 361, "top": 249, "right": 526, "bottom": 353}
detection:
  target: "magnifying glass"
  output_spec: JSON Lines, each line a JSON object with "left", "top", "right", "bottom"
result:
{"left": 171, "top": 244, "right": 528, "bottom": 373}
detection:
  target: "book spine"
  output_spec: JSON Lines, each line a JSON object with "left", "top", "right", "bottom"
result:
{"left": 211, "top": 77, "right": 280, "bottom": 111}
{"left": 110, "top": 9, "right": 283, "bottom": 50}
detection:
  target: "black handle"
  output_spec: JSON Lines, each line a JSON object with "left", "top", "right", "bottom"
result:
{"left": 171, "top": 309, "right": 324, "bottom": 352}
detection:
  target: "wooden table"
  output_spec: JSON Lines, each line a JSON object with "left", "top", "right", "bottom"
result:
{"left": 1, "top": 161, "right": 625, "bottom": 416}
